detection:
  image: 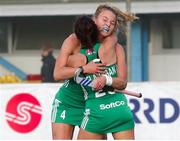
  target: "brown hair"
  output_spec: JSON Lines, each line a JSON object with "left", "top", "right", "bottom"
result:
{"left": 74, "top": 15, "right": 98, "bottom": 49}
{"left": 42, "top": 42, "right": 54, "bottom": 53}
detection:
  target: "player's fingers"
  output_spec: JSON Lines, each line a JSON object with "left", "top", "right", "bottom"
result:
{"left": 98, "top": 67, "right": 107, "bottom": 70}
{"left": 94, "top": 84, "right": 102, "bottom": 91}
{"left": 96, "top": 67, "right": 106, "bottom": 73}
{"left": 96, "top": 63, "right": 107, "bottom": 67}
{"left": 97, "top": 70, "right": 106, "bottom": 74}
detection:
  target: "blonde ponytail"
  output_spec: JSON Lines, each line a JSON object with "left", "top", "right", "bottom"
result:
{"left": 112, "top": 6, "right": 139, "bottom": 31}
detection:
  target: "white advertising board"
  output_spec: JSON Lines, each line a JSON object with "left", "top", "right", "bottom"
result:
{"left": 0, "top": 82, "right": 179, "bottom": 139}
{"left": 0, "top": 83, "right": 58, "bottom": 140}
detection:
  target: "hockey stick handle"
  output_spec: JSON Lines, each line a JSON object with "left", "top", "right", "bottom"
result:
{"left": 115, "top": 89, "right": 142, "bottom": 98}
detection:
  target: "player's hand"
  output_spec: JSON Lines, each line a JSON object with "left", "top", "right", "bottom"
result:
{"left": 92, "top": 76, "right": 106, "bottom": 91}
{"left": 83, "top": 61, "right": 107, "bottom": 74}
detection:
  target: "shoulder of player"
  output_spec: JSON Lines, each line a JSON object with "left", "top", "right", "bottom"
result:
{"left": 115, "top": 43, "right": 125, "bottom": 59}
{"left": 67, "top": 33, "right": 80, "bottom": 45}
{"left": 115, "top": 43, "right": 125, "bottom": 54}
{"left": 115, "top": 43, "right": 124, "bottom": 50}
{"left": 61, "top": 33, "right": 80, "bottom": 51}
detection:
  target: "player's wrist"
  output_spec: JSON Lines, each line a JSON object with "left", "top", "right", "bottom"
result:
{"left": 103, "top": 74, "right": 113, "bottom": 86}
{"left": 81, "top": 65, "right": 88, "bottom": 74}
{"left": 74, "top": 67, "right": 84, "bottom": 76}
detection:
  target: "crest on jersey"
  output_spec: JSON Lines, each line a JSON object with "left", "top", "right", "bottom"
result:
{"left": 86, "top": 49, "right": 95, "bottom": 55}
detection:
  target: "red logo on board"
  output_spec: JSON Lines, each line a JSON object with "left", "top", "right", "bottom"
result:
{"left": 5, "top": 93, "right": 42, "bottom": 133}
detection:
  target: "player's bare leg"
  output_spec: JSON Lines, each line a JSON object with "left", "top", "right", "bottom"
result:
{"left": 52, "top": 123, "right": 74, "bottom": 139}
{"left": 112, "top": 129, "right": 134, "bottom": 140}
{"left": 77, "top": 128, "right": 106, "bottom": 140}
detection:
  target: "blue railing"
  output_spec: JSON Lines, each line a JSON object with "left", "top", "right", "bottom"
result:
{"left": 0, "top": 56, "right": 27, "bottom": 80}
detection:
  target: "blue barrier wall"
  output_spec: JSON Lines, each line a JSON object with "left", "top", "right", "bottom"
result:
{"left": 0, "top": 56, "right": 27, "bottom": 80}
{"left": 131, "top": 19, "right": 149, "bottom": 81}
